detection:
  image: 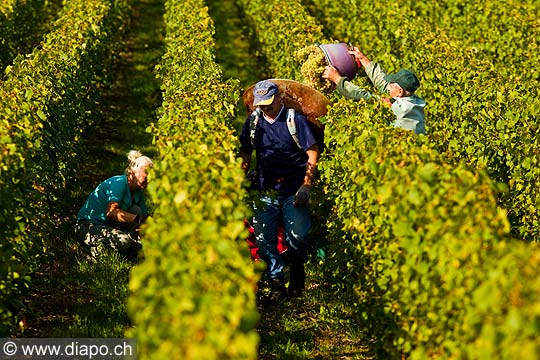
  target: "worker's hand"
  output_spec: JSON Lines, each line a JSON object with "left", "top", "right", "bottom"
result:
{"left": 348, "top": 47, "right": 370, "bottom": 68}
{"left": 322, "top": 65, "right": 342, "bottom": 84}
{"left": 293, "top": 185, "right": 311, "bottom": 207}
{"left": 136, "top": 214, "right": 148, "bottom": 225}
{"left": 126, "top": 214, "right": 148, "bottom": 233}
{"left": 380, "top": 97, "right": 393, "bottom": 107}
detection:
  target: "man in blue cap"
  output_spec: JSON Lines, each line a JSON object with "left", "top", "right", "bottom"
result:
{"left": 323, "top": 46, "right": 426, "bottom": 134}
{"left": 239, "top": 79, "right": 319, "bottom": 304}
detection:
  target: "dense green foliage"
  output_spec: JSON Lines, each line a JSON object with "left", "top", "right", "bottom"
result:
{"left": 305, "top": 0, "right": 540, "bottom": 241}
{"left": 126, "top": 0, "right": 259, "bottom": 358}
{"left": 2, "top": 0, "right": 540, "bottom": 358}
{"left": 235, "top": 0, "right": 328, "bottom": 80}
{"left": 319, "top": 100, "right": 540, "bottom": 358}
{"left": 0, "top": 0, "right": 63, "bottom": 70}
{"left": 306, "top": 0, "right": 540, "bottom": 356}
{"left": 0, "top": 0, "right": 131, "bottom": 336}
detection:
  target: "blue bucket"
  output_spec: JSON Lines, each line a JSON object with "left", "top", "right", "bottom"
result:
{"left": 317, "top": 43, "right": 358, "bottom": 81}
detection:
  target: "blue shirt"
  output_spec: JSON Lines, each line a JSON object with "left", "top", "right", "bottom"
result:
{"left": 240, "top": 107, "right": 317, "bottom": 196}
{"left": 77, "top": 174, "right": 148, "bottom": 225}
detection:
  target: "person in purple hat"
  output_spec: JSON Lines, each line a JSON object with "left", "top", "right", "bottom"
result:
{"left": 239, "top": 79, "right": 319, "bottom": 304}
{"left": 323, "top": 46, "right": 426, "bottom": 134}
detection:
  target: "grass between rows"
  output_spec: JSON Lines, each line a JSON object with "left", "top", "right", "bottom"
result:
{"left": 17, "top": 0, "right": 164, "bottom": 338}
{"left": 208, "top": 0, "right": 376, "bottom": 358}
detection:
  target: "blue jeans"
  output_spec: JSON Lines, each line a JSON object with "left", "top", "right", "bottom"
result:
{"left": 252, "top": 193, "right": 311, "bottom": 279}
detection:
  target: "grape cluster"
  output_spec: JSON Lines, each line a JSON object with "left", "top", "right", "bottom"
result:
{"left": 297, "top": 45, "right": 333, "bottom": 92}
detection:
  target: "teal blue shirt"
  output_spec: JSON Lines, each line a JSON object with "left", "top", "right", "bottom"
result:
{"left": 77, "top": 175, "right": 148, "bottom": 225}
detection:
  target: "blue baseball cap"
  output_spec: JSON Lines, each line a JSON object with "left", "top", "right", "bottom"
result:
{"left": 253, "top": 80, "right": 279, "bottom": 106}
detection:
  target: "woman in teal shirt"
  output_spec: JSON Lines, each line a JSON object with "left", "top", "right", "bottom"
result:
{"left": 75, "top": 150, "right": 153, "bottom": 261}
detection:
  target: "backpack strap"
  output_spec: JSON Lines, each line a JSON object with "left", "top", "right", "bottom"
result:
{"left": 287, "top": 109, "right": 302, "bottom": 149}
{"left": 251, "top": 108, "right": 302, "bottom": 150}
{"left": 249, "top": 108, "right": 261, "bottom": 148}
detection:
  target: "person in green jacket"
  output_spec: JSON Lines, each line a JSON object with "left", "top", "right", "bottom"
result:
{"left": 323, "top": 46, "right": 426, "bottom": 134}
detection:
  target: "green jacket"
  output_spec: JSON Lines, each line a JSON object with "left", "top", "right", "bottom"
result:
{"left": 336, "top": 62, "right": 426, "bottom": 134}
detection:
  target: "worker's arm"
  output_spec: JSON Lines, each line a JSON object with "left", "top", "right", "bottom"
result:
{"left": 240, "top": 151, "right": 251, "bottom": 174}
{"left": 303, "top": 144, "right": 319, "bottom": 188}
{"left": 106, "top": 202, "right": 138, "bottom": 222}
